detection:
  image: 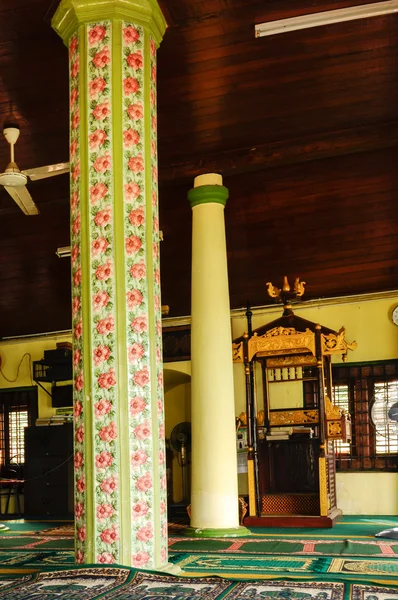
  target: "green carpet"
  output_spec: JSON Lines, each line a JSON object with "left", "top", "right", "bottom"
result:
{"left": 169, "top": 537, "right": 398, "bottom": 557}
{"left": 247, "top": 515, "right": 398, "bottom": 538}
{"left": 0, "top": 522, "right": 72, "bottom": 534}
{"left": 168, "top": 515, "right": 398, "bottom": 559}
{"left": 0, "top": 535, "right": 73, "bottom": 551}
{"left": 0, "top": 516, "right": 397, "bottom": 588}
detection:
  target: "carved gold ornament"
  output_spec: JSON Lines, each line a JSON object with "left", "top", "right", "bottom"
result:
{"left": 325, "top": 395, "right": 343, "bottom": 421}
{"left": 294, "top": 278, "right": 306, "bottom": 297}
{"left": 269, "top": 409, "right": 319, "bottom": 426}
{"left": 327, "top": 421, "right": 343, "bottom": 438}
{"left": 257, "top": 410, "right": 265, "bottom": 426}
{"left": 232, "top": 342, "right": 244, "bottom": 363}
{"left": 266, "top": 355, "right": 317, "bottom": 368}
{"left": 318, "top": 457, "right": 328, "bottom": 516}
{"left": 266, "top": 282, "right": 281, "bottom": 298}
{"left": 321, "top": 327, "right": 357, "bottom": 357}
{"left": 248, "top": 328, "right": 315, "bottom": 361}
{"left": 247, "top": 458, "right": 256, "bottom": 516}
{"left": 239, "top": 412, "right": 247, "bottom": 426}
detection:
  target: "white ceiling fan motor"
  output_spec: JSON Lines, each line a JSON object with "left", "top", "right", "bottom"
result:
{"left": 0, "top": 128, "right": 28, "bottom": 187}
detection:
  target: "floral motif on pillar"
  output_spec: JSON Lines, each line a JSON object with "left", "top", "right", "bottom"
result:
{"left": 86, "top": 22, "right": 121, "bottom": 564}
{"left": 149, "top": 35, "right": 168, "bottom": 566}
{"left": 69, "top": 32, "right": 86, "bottom": 564}
{"left": 121, "top": 22, "right": 166, "bottom": 570}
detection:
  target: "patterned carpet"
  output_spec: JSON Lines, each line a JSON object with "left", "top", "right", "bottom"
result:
{"left": 0, "top": 566, "right": 395, "bottom": 600}
{"left": 169, "top": 537, "right": 398, "bottom": 557}
{"left": 169, "top": 552, "right": 398, "bottom": 578}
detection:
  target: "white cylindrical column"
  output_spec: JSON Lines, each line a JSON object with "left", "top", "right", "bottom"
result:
{"left": 187, "top": 174, "right": 249, "bottom": 536}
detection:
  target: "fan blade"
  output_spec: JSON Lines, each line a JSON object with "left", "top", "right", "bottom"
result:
{"left": 21, "top": 162, "right": 69, "bottom": 181}
{"left": 4, "top": 185, "right": 39, "bottom": 215}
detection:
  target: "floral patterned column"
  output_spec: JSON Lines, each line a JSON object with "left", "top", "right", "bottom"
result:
{"left": 52, "top": 1, "right": 173, "bottom": 571}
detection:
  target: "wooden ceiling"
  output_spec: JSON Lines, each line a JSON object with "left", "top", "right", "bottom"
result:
{"left": 0, "top": 0, "right": 398, "bottom": 337}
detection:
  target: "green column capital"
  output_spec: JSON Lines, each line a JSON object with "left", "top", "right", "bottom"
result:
{"left": 188, "top": 184, "right": 229, "bottom": 209}
{"left": 52, "top": 0, "right": 167, "bottom": 47}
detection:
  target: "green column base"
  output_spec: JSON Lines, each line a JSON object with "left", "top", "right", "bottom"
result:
{"left": 185, "top": 525, "right": 250, "bottom": 538}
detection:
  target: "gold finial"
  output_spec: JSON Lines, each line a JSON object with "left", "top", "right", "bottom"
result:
{"left": 266, "top": 275, "right": 306, "bottom": 306}
{"left": 282, "top": 276, "right": 290, "bottom": 292}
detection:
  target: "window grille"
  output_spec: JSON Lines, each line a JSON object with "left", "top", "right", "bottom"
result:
{"left": 9, "top": 410, "right": 29, "bottom": 464}
{"left": 332, "top": 361, "right": 398, "bottom": 471}
{"left": 371, "top": 381, "right": 398, "bottom": 455}
{"left": 332, "top": 384, "right": 351, "bottom": 455}
{"left": 0, "top": 387, "right": 38, "bottom": 474}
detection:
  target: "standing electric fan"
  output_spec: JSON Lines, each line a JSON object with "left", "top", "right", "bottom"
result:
{"left": 170, "top": 421, "right": 191, "bottom": 505}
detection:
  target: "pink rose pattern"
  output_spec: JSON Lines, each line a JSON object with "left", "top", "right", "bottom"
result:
{"left": 122, "top": 26, "right": 167, "bottom": 568}
{"left": 69, "top": 33, "right": 86, "bottom": 565}
{"left": 150, "top": 35, "right": 168, "bottom": 566}
{"left": 87, "top": 22, "right": 120, "bottom": 563}
{"left": 123, "top": 24, "right": 151, "bottom": 569}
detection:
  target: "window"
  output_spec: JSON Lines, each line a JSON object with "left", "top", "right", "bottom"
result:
{"left": 0, "top": 387, "right": 37, "bottom": 474}
{"left": 9, "top": 410, "right": 29, "bottom": 463}
{"left": 332, "top": 361, "right": 398, "bottom": 471}
{"left": 332, "top": 384, "right": 351, "bottom": 455}
{"left": 371, "top": 381, "right": 398, "bottom": 455}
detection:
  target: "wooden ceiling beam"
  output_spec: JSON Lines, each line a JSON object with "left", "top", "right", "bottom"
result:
{"left": 159, "top": 121, "right": 398, "bottom": 185}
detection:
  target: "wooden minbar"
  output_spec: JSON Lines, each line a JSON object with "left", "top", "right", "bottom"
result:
{"left": 233, "top": 277, "right": 356, "bottom": 528}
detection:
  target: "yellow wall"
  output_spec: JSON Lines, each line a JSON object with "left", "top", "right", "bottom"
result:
{"left": 0, "top": 333, "right": 72, "bottom": 418}
{"left": 164, "top": 363, "right": 191, "bottom": 503}
{"left": 337, "top": 473, "right": 398, "bottom": 514}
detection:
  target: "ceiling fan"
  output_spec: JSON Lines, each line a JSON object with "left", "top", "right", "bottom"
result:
{"left": 0, "top": 127, "right": 69, "bottom": 215}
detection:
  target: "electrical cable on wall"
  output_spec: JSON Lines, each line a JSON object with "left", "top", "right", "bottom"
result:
{"left": 0, "top": 353, "right": 33, "bottom": 385}
{"left": 22, "top": 453, "right": 73, "bottom": 483}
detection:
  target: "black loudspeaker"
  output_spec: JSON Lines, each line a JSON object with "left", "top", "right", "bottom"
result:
{"left": 51, "top": 384, "right": 73, "bottom": 408}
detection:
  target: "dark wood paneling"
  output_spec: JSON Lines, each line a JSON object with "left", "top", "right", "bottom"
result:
{"left": 0, "top": 0, "right": 397, "bottom": 336}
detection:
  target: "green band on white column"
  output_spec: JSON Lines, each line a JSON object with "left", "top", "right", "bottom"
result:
{"left": 188, "top": 185, "right": 229, "bottom": 209}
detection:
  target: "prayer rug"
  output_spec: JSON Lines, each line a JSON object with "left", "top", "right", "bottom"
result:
{"left": 0, "top": 551, "right": 56, "bottom": 567}
{"left": 0, "top": 567, "right": 232, "bottom": 599}
{"left": 0, "top": 567, "right": 131, "bottom": 598}
{"left": 38, "top": 524, "right": 74, "bottom": 537}
{"left": 330, "top": 558, "right": 398, "bottom": 576}
{"left": 0, "top": 535, "right": 74, "bottom": 550}
{"left": 352, "top": 583, "right": 398, "bottom": 600}
{"left": 0, "top": 522, "right": 71, "bottom": 536}
{"left": 169, "top": 552, "right": 398, "bottom": 579}
{"left": 224, "top": 580, "right": 344, "bottom": 600}
{"left": 105, "top": 570, "right": 233, "bottom": 599}
{"left": 168, "top": 537, "right": 398, "bottom": 557}
{"left": 169, "top": 553, "right": 331, "bottom": 575}
{"left": 17, "top": 550, "right": 75, "bottom": 569}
